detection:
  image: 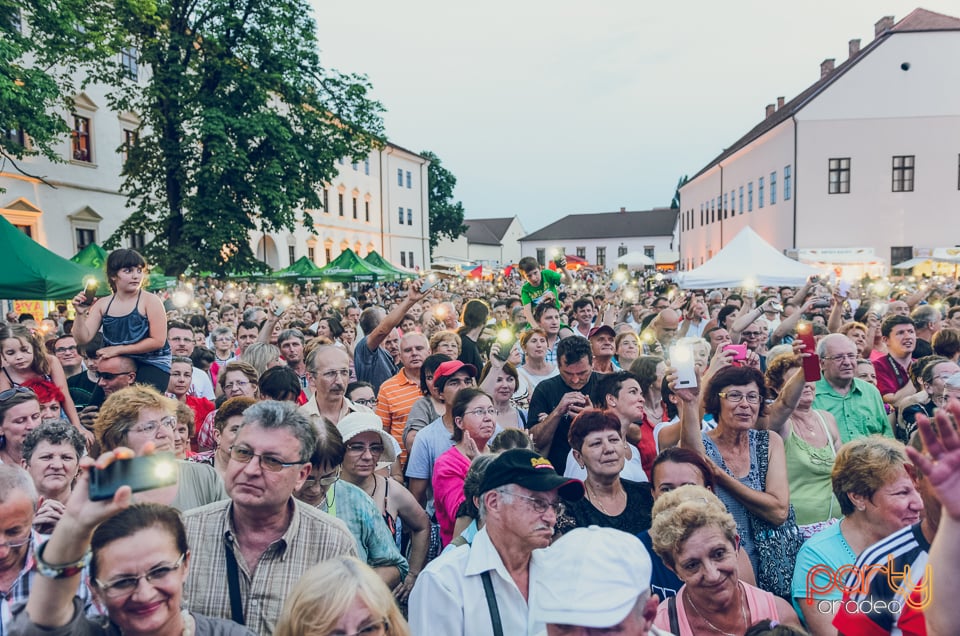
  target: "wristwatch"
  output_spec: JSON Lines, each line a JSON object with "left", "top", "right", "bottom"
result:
{"left": 35, "top": 539, "right": 92, "bottom": 579}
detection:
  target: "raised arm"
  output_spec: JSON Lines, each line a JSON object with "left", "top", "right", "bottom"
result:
{"left": 365, "top": 280, "right": 427, "bottom": 352}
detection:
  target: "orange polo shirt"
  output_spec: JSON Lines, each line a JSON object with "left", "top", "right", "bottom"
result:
{"left": 376, "top": 369, "right": 423, "bottom": 465}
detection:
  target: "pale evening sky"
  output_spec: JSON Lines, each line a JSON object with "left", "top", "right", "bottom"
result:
{"left": 312, "top": 1, "right": 958, "bottom": 235}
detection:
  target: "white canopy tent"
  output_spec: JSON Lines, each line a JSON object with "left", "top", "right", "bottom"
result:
{"left": 677, "top": 227, "right": 820, "bottom": 289}
{"left": 616, "top": 252, "right": 655, "bottom": 268}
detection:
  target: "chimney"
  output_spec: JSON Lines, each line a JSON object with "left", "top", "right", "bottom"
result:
{"left": 848, "top": 38, "right": 861, "bottom": 58}
{"left": 765, "top": 104, "right": 776, "bottom": 118}
{"left": 620, "top": 207, "right": 626, "bottom": 213}
{"left": 776, "top": 96, "right": 785, "bottom": 110}
{"left": 820, "top": 58, "right": 835, "bottom": 79}
{"left": 875, "top": 16, "right": 894, "bottom": 38}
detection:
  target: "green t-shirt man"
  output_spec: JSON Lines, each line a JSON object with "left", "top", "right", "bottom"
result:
{"left": 519, "top": 257, "right": 568, "bottom": 326}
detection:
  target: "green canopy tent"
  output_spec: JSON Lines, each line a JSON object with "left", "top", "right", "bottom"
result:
{"left": 0, "top": 215, "right": 107, "bottom": 300}
{"left": 271, "top": 256, "right": 326, "bottom": 281}
{"left": 70, "top": 242, "right": 108, "bottom": 270}
{"left": 315, "top": 249, "right": 397, "bottom": 283}
{"left": 364, "top": 251, "right": 417, "bottom": 279}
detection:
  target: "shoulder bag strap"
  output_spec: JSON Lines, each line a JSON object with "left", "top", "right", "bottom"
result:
{"left": 668, "top": 594, "right": 680, "bottom": 635}
{"left": 480, "top": 571, "right": 504, "bottom": 636}
{"left": 224, "top": 539, "right": 246, "bottom": 626}
{"left": 754, "top": 429, "right": 769, "bottom": 483}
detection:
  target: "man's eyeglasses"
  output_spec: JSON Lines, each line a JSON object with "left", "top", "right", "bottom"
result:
{"left": 507, "top": 491, "right": 565, "bottom": 516}
{"left": 823, "top": 353, "right": 857, "bottom": 363}
{"left": 740, "top": 331, "right": 762, "bottom": 338}
{"left": 353, "top": 398, "right": 377, "bottom": 407}
{"left": 0, "top": 386, "right": 35, "bottom": 402}
{"left": 95, "top": 554, "right": 186, "bottom": 598}
{"left": 317, "top": 369, "right": 351, "bottom": 381}
{"left": 95, "top": 370, "right": 135, "bottom": 381}
{"left": 718, "top": 391, "right": 762, "bottom": 404}
{"left": 129, "top": 416, "right": 177, "bottom": 436}
{"left": 229, "top": 446, "right": 305, "bottom": 472}
{"left": 54, "top": 345, "right": 78, "bottom": 354}
{"left": 0, "top": 532, "right": 31, "bottom": 549}
{"left": 345, "top": 443, "right": 384, "bottom": 456}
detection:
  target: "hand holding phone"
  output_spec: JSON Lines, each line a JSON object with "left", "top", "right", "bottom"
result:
{"left": 671, "top": 343, "right": 697, "bottom": 389}
{"left": 796, "top": 323, "right": 821, "bottom": 382}
{"left": 88, "top": 452, "right": 179, "bottom": 501}
{"left": 722, "top": 343, "right": 747, "bottom": 362}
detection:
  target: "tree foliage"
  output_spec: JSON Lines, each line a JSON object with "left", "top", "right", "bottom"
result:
{"left": 19, "top": 0, "right": 384, "bottom": 275}
{"left": 420, "top": 150, "right": 466, "bottom": 252}
{"left": 671, "top": 174, "right": 689, "bottom": 209}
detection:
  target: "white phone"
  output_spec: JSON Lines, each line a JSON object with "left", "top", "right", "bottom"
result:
{"left": 671, "top": 343, "right": 697, "bottom": 389}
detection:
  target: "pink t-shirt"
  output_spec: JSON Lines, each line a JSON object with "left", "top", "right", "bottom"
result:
{"left": 654, "top": 582, "right": 780, "bottom": 636}
{"left": 432, "top": 446, "right": 472, "bottom": 546}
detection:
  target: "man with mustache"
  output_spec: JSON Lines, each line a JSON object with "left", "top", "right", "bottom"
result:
{"left": 409, "top": 449, "right": 584, "bottom": 635}
{"left": 299, "top": 345, "right": 372, "bottom": 428}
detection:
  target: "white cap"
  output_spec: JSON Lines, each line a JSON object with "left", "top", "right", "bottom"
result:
{"left": 530, "top": 526, "right": 652, "bottom": 628}
{"left": 335, "top": 412, "right": 397, "bottom": 462}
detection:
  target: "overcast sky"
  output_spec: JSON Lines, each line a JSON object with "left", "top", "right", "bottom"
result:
{"left": 312, "top": 1, "right": 958, "bottom": 234}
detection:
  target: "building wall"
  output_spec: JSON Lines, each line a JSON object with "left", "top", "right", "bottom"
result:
{"left": 678, "top": 29, "right": 960, "bottom": 272}
{"left": 432, "top": 217, "right": 527, "bottom": 268}
{"left": 520, "top": 235, "right": 674, "bottom": 269}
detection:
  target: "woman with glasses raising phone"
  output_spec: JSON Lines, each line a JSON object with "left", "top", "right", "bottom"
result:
{"left": 94, "top": 385, "right": 226, "bottom": 512}
{"left": 15, "top": 447, "right": 254, "bottom": 636}
{"left": 336, "top": 412, "right": 428, "bottom": 599}
{"left": 432, "top": 388, "right": 497, "bottom": 547}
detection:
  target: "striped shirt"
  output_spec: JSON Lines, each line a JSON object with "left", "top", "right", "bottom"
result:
{"left": 376, "top": 370, "right": 422, "bottom": 464}
{"left": 183, "top": 498, "right": 358, "bottom": 636}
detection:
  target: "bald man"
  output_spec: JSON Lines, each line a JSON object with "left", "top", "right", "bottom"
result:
{"left": 377, "top": 332, "right": 429, "bottom": 462}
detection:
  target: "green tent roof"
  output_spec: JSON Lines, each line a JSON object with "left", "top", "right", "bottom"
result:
{"left": 364, "top": 251, "right": 416, "bottom": 279}
{"left": 315, "top": 249, "right": 397, "bottom": 283}
{"left": 70, "top": 242, "right": 108, "bottom": 271}
{"left": 0, "top": 215, "right": 107, "bottom": 300}
{"left": 271, "top": 256, "right": 326, "bottom": 280}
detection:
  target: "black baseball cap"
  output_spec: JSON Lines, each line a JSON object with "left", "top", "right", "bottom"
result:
{"left": 479, "top": 449, "right": 584, "bottom": 500}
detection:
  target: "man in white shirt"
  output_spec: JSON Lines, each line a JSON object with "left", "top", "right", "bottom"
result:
{"left": 409, "top": 449, "right": 584, "bottom": 636}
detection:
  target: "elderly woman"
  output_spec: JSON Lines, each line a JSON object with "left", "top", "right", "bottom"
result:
{"left": 195, "top": 361, "right": 259, "bottom": 452}
{"left": 333, "top": 412, "right": 430, "bottom": 600}
{"left": 673, "top": 365, "right": 791, "bottom": 580}
{"left": 429, "top": 330, "right": 461, "bottom": 359}
{"left": 16, "top": 449, "right": 253, "bottom": 635}
{"left": 433, "top": 388, "right": 497, "bottom": 546}
{"left": 94, "top": 385, "right": 226, "bottom": 511}
{"left": 275, "top": 556, "right": 410, "bottom": 636}
{"left": 0, "top": 386, "right": 42, "bottom": 466}
{"left": 294, "top": 419, "right": 410, "bottom": 594}
{"left": 240, "top": 342, "right": 282, "bottom": 377}
{"left": 560, "top": 408, "right": 654, "bottom": 535}
{"left": 790, "top": 436, "right": 922, "bottom": 635}
{"left": 898, "top": 357, "right": 960, "bottom": 443}
{"left": 22, "top": 420, "right": 86, "bottom": 533}
{"left": 764, "top": 354, "right": 842, "bottom": 537}
{"left": 651, "top": 485, "right": 800, "bottom": 635}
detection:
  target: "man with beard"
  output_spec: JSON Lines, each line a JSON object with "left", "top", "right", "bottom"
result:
{"left": 376, "top": 333, "right": 429, "bottom": 466}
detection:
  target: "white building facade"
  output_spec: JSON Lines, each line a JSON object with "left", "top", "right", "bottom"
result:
{"left": 433, "top": 216, "right": 527, "bottom": 268}
{"left": 678, "top": 9, "right": 960, "bottom": 275}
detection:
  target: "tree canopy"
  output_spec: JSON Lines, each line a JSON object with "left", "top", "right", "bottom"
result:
{"left": 420, "top": 149, "right": 466, "bottom": 252}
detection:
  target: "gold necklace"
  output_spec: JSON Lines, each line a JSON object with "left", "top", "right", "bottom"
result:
{"left": 586, "top": 481, "right": 624, "bottom": 515}
{"left": 684, "top": 583, "right": 747, "bottom": 636}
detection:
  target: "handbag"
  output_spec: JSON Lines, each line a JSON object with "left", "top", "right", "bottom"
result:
{"left": 747, "top": 430, "right": 805, "bottom": 599}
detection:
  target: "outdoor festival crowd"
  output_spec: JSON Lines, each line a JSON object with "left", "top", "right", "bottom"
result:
{"left": 4, "top": 247, "right": 960, "bottom": 636}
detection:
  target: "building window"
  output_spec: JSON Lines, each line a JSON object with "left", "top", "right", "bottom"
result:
{"left": 738, "top": 187, "right": 744, "bottom": 214}
{"left": 747, "top": 182, "right": 753, "bottom": 211}
{"left": 408, "top": 252, "right": 414, "bottom": 268}
{"left": 644, "top": 246, "right": 654, "bottom": 258}
{"left": 700, "top": 204, "right": 703, "bottom": 226}
{"left": 338, "top": 156, "right": 345, "bottom": 164}
{"left": 758, "top": 177, "right": 765, "bottom": 208}
{"left": 397, "top": 169, "right": 403, "bottom": 186}
{"left": 892, "top": 155, "right": 914, "bottom": 192}
{"left": 407, "top": 209, "right": 412, "bottom": 225}
{"left": 352, "top": 161, "right": 358, "bottom": 171}
{"left": 338, "top": 193, "right": 344, "bottom": 216}
{"left": 14, "top": 223, "right": 32, "bottom": 238}
{"left": 308, "top": 246, "right": 315, "bottom": 262}
{"left": 406, "top": 171, "right": 412, "bottom": 188}
{"left": 576, "top": 247, "right": 586, "bottom": 259}
{"left": 325, "top": 247, "right": 332, "bottom": 263}
{"left": 323, "top": 189, "right": 329, "bottom": 213}
{"left": 128, "top": 233, "right": 145, "bottom": 249}
{"left": 618, "top": 245, "right": 627, "bottom": 257}
{"left": 71, "top": 115, "right": 91, "bottom": 162}
{"left": 784, "top": 165, "right": 792, "bottom": 200}
{"left": 398, "top": 207, "right": 404, "bottom": 224}
{"left": 121, "top": 129, "right": 137, "bottom": 166}
{"left": 731, "top": 190, "right": 736, "bottom": 213}
{"left": 596, "top": 247, "right": 606, "bottom": 267}
{"left": 828, "top": 158, "right": 850, "bottom": 194}
{"left": 364, "top": 158, "right": 370, "bottom": 175}
{"left": 5, "top": 126, "right": 25, "bottom": 149}
{"left": 75, "top": 228, "right": 96, "bottom": 251}
{"left": 364, "top": 200, "right": 370, "bottom": 222}
{"left": 120, "top": 46, "right": 138, "bottom": 80}
{"left": 352, "top": 196, "right": 358, "bottom": 219}
{"left": 770, "top": 171, "right": 777, "bottom": 205}
{"left": 400, "top": 252, "right": 406, "bottom": 267}
{"left": 288, "top": 246, "right": 295, "bottom": 266}
{"left": 536, "top": 248, "right": 545, "bottom": 266}
{"left": 723, "top": 193, "right": 728, "bottom": 216}
{"left": 891, "top": 246, "right": 913, "bottom": 266}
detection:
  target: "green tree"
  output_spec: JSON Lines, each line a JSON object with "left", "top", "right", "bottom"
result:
{"left": 420, "top": 150, "right": 466, "bottom": 253}
{"left": 671, "top": 175, "right": 689, "bottom": 209}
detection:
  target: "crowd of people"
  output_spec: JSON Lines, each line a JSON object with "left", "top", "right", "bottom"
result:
{"left": 1, "top": 246, "right": 959, "bottom": 635}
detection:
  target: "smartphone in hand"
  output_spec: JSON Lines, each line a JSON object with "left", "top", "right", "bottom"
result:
{"left": 671, "top": 343, "right": 697, "bottom": 389}
{"left": 88, "top": 453, "right": 179, "bottom": 501}
{"left": 796, "top": 323, "right": 821, "bottom": 382}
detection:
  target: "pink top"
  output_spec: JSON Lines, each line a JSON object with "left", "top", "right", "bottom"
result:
{"left": 432, "top": 446, "right": 472, "bottom": 546}
{"left": 654, "top": 582, "right": 780, "bottom": 636}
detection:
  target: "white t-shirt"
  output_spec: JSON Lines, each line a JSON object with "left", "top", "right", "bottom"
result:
{"left": 562, "top": 445, "right": 648, "bottom": 482}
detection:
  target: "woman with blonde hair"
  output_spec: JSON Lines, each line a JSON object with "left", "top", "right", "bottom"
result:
{"left": 239, "top": 342, "right": 282, "bottom": 377}
{"left": 275, "top": 555, "right": 410, "bottom": 636}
